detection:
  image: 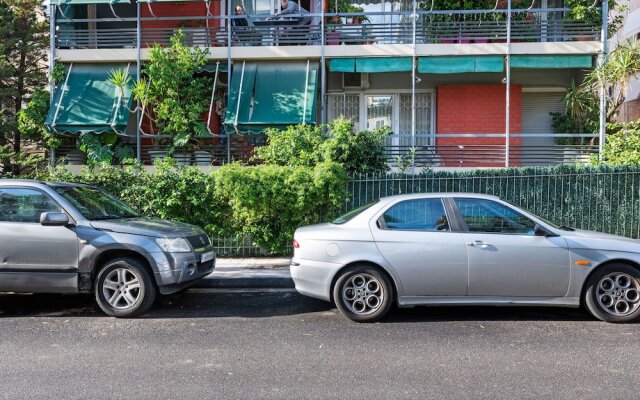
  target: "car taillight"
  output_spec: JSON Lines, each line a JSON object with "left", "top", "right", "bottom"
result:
{"left": 293, "top": 239, "right": 300, "bottom": 248}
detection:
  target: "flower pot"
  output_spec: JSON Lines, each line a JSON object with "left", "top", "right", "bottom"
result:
{"left": 173, "top": 152, "right": 192, "bottom": 166}
{"left": 148, "top": 149, "right": 167, "bottom": 164}
{"left": 326, "top": 31, "right": 340, "bottom": 45}
{"left": 193, "top": 150, "right": 213, "bottom": 166}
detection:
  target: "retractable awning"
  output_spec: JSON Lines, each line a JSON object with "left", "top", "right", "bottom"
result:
{"left": 45, "top": 63, "right": 134, "bottom": 135}
{"left": 510, "top": 55, "right": 593, "bottom": 69}
{"left": 418, "top": 56, "right": 504, "bottom": 74}
{"left": 224, "top": 61, "right": 319, "bottom": 133}
{"left": 329, "top": 57, "right": 412, "bottom": 73}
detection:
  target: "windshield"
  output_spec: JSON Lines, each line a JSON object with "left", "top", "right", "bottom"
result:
{"left": 332, "top": 200, "right": 379, "bottom": 225}
{"left": 52, "top": 186, "right": 141, "bottom": 220}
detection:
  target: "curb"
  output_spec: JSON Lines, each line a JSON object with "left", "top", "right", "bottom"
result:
{"left": 194, "top": 276, "right": 295, "bottom": 289}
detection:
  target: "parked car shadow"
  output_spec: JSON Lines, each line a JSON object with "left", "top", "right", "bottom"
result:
{"left": 382, "top": 304, "right": 595, "bottom": 323}
{"left": 0, "top": 291, "right": 595, "bottom": 322}
{"left": 0, "top": 290, "right": 331, "bottom": 319}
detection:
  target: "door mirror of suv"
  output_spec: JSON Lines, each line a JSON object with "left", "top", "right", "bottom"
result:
{"left": 40, "top": 212, "right": 70, "bottom": 226}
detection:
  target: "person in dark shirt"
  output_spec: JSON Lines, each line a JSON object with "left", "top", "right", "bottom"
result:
{"left": 232, "top": 5, "right": 249, "bottom": 27}
{"left": 232, "top": 5, "right": 262, "bottom": 45}
{"left": 276, "top": 0, "right": 311, "bottom": 25}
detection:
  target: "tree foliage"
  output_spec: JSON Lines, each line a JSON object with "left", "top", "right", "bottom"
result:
{"left": 0, "top": 0, "right": 49, "bottom": 175}
{"left": 254, "top": 118, "right": 391, "bottom": 174}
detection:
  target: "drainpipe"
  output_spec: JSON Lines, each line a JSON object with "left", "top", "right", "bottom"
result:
{"left": 136, "top": 1, "right": 142, "bottom": 162}
{"left": 49, "top": 4, "right": 56, "bottom": 166}
{"left": 598, "top": 0, "right": 609, "bottom": 162}
{"left": 411, "top": 0, "right": 416, "bottom": 175}
{"left": 505, "top": 0, "right": 511, "bottom": 168}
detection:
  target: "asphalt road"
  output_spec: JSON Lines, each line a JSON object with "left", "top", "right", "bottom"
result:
{"left": 0, "top": 289, "right": 638, "bottom": 400}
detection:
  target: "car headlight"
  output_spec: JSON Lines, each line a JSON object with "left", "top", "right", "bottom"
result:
{"left": 156, "top": 237, "right": 192, "bottom": 253}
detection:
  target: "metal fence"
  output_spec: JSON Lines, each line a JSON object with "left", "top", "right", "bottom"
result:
{"left": 216, "top": 167, "right": 640, "bottom": 256}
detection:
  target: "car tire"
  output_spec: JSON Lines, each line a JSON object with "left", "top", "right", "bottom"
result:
{"left": 94, "top": 257, "right": 157, "bottom": 318}
{"left": 584, "top": 263, "right": 640, "bottom": 323}
{"left": 333, "top": 265, "right": 393, "bottom": 323}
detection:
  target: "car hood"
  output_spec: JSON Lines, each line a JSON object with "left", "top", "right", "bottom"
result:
{"left": 90, "top": 217, "right": 205, "bottom": 238}
{"left": 561, "top": 228, "right": 640, "bottom": 252}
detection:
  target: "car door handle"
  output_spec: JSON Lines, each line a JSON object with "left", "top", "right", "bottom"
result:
{"left": 467, "top": 240, "right": 490, "bottom": 248}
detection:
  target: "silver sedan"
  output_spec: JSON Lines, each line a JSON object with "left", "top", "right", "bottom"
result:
{"left": 291, "top": 193, "right": 640, "bottom": 323}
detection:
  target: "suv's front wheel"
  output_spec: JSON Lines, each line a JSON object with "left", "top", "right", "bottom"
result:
{"left": 94, "top": 257, "right": 156, "bottom": 317}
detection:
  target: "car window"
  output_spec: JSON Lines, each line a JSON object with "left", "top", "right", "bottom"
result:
{"left": 333, "top": 200, "right": 379, "bottom": 225}
{"left": 454, "top": 198, "right": 535, "bottom": 235}
{"left": 0, "top": 188, "right": 62, "bottom": 223}
{"left": 383, "top": 199, "right": 449, "bottom": 231}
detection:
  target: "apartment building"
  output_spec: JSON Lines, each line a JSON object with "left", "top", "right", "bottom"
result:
{"left": 45, "top": 0, "right": 607, "bottom": 168}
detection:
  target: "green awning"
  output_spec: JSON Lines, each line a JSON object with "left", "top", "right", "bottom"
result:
{"left": 51, "top": 0, "right": 129, "bottom": 5}
{"left": 418, "top": 56, "right": 504, "bottom": 74}
{"left": 224, "top": 62, "right": 318, "bottom": 131}
{"left": 224, "top": 62, "right": 257, "bottom": 128}
{"left": 329, "top": 59, "right": 355, "bottom": 73}
{"left": 329, "top": 58, "right": 413, "bottom": 73}
{"left": 200, "top": 63, "right": 229, "bottom": 73}
{"left": 45, "top": 63, "right": 134, "bottom": 135}
{"left": 511, "top": 55, "right": 593, "bottom": 69}
{"left": 355, "top": 57, "right": 412, "bottom": 73}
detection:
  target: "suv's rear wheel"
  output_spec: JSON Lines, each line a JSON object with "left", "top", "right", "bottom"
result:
{"left": 94, "top": 257, "right": 156, "bottom": 318}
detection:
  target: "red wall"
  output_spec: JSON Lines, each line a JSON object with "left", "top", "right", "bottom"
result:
{"left": 436, "top": 84, "right": 522, "bottom": 167}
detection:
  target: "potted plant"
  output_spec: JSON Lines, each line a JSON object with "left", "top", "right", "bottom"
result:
{"left": 111, "top": 30, "right": 212, "bottom": 165}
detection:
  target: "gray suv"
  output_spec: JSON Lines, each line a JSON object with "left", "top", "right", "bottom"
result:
{"left": 0, "top": 179, "right": 216, "bottom": 317}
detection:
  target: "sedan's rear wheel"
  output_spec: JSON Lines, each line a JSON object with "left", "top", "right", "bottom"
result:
{"left": 333, "top": 265, "right": 392, "bottom": 322}
{"left": 585, "top": 263, "right": 640, "bottom": 323}
{"left": 94, "top": 257, "right": 156, "bottom": 318}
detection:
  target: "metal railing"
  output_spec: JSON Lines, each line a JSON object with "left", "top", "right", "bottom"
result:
{"left": 347, "top": 167, "right": 640, "bottom": 239}
{"left": 54, "top": 7, "right": 600, "bottom": 49}
{"left": 385, "top": 133, "right": 599, "bottom": 168}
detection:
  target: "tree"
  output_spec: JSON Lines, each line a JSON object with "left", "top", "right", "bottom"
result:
{"left": 0, "top": 0, "right": 49, "bottom": 175}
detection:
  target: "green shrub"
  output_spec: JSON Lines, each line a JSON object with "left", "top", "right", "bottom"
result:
{"left": 34, "top": 159, "right": 347, "bottom": 255}
{"left": 216, "top": 161, "right": 347, "bottom": 253}
{"left": 598, "top": 122, "right": 640, "bottom": 165}
{"left": 252, "top": 118, "right": 391, "bottom": 174}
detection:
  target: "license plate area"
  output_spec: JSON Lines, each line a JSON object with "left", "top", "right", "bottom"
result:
{"left": 200, "top": 251, "right": 214, "bottom": 263}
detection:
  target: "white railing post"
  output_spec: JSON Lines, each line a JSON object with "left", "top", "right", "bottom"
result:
{"left": 598, "top": 0, "right": 609, "bottom": 162}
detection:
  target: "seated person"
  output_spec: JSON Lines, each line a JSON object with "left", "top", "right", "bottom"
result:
{"left": 232, "top": 6, "right": 262, "bottom": 46}
{"left": 275, "top": 0, "right": 312, "bottom": 25}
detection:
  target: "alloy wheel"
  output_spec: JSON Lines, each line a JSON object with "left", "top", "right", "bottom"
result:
{"left": 596, "top": 272, "right": 640, "bottom": 317}
{"left": 102, "top": 265, "right": 142, "bottom": 310}
{"left": 342, "top": 273, "right": 385, "bottom": 315}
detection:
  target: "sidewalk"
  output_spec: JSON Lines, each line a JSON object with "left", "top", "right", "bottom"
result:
{"left": 194, "top": 257, "right": 294, "bottom": 289}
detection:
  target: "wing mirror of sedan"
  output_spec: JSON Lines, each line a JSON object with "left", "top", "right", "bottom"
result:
{"left": 534, "top": 224, "right": 557, "bottom": 237}
{"left": 40, "top": 212, "right": 70, "bottom": 227}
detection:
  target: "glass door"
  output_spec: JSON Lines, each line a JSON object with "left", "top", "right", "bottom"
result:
{"left": 365, "top": 95, "right": 393, "bottom": 130}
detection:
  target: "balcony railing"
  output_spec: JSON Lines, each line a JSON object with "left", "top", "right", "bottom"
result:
{"left": 55, "top": 8, "right": 600, "bottom": 50}
{"left": 54, "top": 133, "right": 598, "bottom": 168}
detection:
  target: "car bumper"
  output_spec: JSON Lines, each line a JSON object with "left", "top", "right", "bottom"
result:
{"left": 290, "top": 258, "right": 343, "bottom": 302}
{"left": 151, "top": 249, "right": 216, "bottom": 294}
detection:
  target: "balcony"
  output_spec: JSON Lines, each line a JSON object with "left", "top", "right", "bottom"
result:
{"left": 54, "top": 7, "right": 600, "bottom": 51}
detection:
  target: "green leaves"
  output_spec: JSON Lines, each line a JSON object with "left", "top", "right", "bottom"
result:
{"left": 252, "top": 118, "right": 391, "bottom": 174}
{"left": 132, "top": 30, "right": 212, "bottom": 152}
{"left": 599, "top": 122, "right": 640, "bottom": 165}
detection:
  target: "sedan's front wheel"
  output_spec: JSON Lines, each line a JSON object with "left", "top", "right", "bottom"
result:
{"left": 95, "top": 257, "right": 157, "bottom": 318}
{"left": 584, "top": 263, "right": 640, "bottom": 323}
{"left": 333, "top": 265, "right": 393, "bottom": 323}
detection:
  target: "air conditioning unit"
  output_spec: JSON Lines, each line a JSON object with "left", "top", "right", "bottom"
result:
{"left": 342, "top": 72, "right": 369, "bottom": 90}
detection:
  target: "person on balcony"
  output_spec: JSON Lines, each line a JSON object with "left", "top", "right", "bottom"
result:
{"left": 232, "top": 6, "right": 262, "bottom": 46}
{"left": 275, "top": 0, "right": 312, "bottom": 25}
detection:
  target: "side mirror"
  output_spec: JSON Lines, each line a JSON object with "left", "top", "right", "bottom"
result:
{"left": 40, "top": 212, "right": 70, "bottom": 227}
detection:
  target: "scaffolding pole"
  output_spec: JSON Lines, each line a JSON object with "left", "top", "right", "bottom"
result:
{"left": 136, "top": 2, "right": 142, "bottom": 162}
{"left": 49, "top": 5, "right": 57, "bottom": 166}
